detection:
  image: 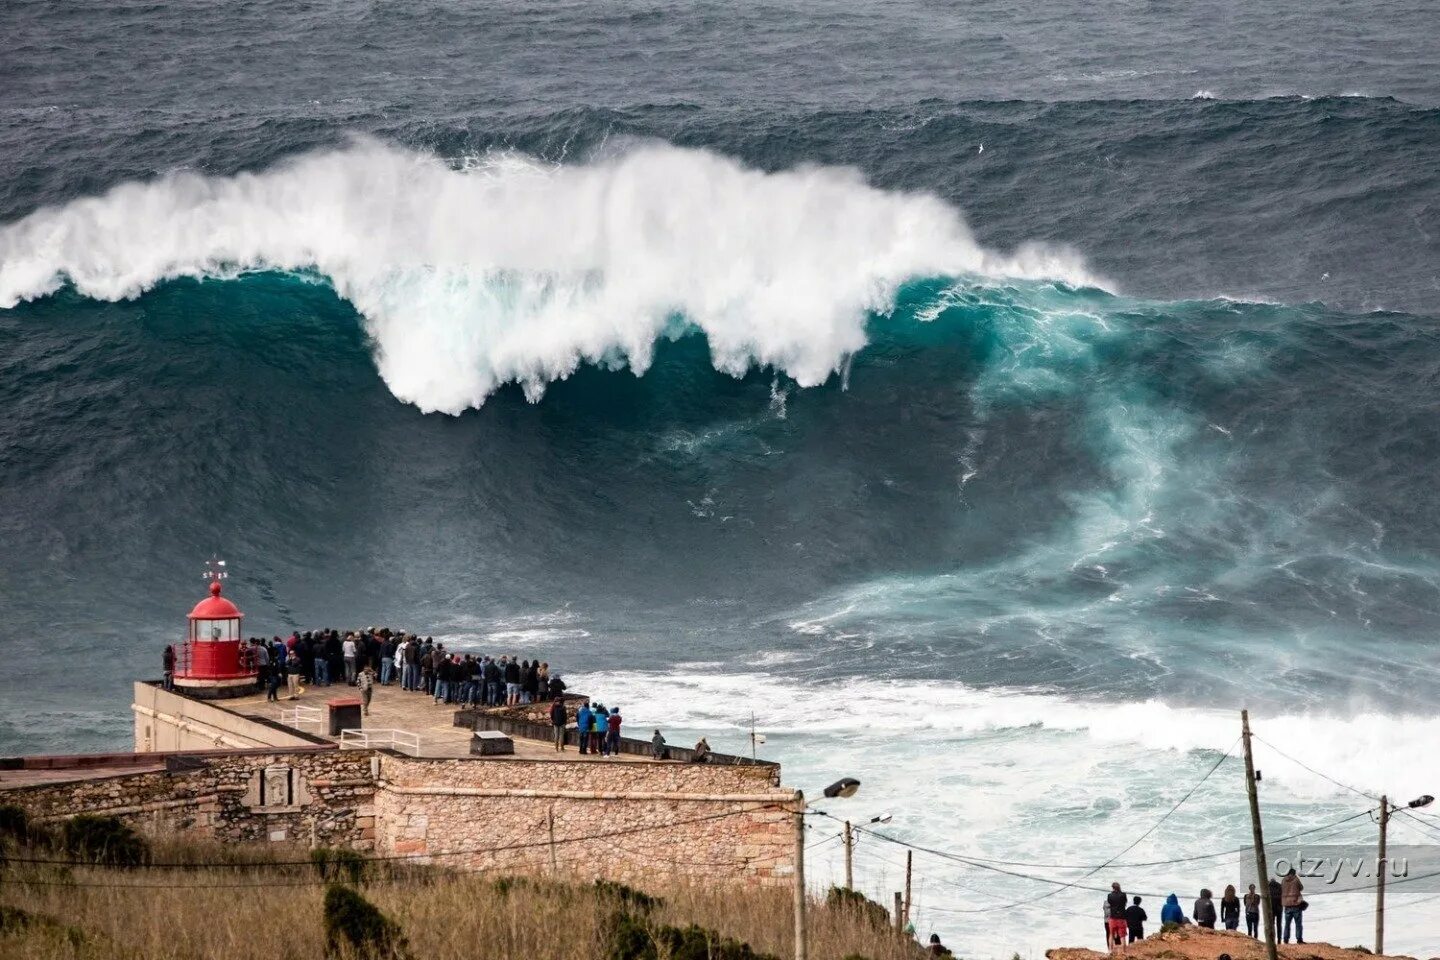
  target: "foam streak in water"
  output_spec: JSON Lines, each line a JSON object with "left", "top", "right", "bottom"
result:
{"left": 0, "top": 140, "right": 1100, "bottom": 413}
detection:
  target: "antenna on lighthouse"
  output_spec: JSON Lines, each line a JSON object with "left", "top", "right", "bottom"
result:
{"left": 202, "top": 557, "right": 229, "bottom": 583}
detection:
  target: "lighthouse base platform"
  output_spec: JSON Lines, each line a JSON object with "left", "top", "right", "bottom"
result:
{"left": 171, "top": 675, "right": 259, "bottom": 701}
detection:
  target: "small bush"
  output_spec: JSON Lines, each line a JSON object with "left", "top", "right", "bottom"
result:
{"left": 0, "top": 905, "right": 87, "bottom": 950}
{"left": 323, "top": 884, "right": 408, "bottom": 959}
{"left": 595, "top": 879, "right": 663, "bottom": 913}
{"left": 0, "top": 806, "right": 31, "bottom": 844}
{"left": 826, "top": 886, "right": 892, "bottom": 931}
{"left": 607, "top": 912, "right": 778, "bottom": 960}
{"left": 59, "top": 815, "right": 149, "bottom": 867}
{"left": 311, "top": 846, "right": 367, "bottom": 885}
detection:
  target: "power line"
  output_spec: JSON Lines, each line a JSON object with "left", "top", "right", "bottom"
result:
{"left": 1250, "top": 735, "right": 1379, "bottom": 802}
{"left": 967, "top": 735, "right": 1241, "bottom": 911}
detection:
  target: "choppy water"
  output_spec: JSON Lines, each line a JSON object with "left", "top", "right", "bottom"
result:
{"left": 3, "top": 0, "right": 1439, "bottom": 953}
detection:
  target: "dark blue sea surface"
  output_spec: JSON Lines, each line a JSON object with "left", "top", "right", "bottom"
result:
{"left": 2, "top": 1, "right": 1439, "bottom": 952}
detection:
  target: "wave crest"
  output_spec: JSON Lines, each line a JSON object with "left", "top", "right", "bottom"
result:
{"left": 0, "top": 139, "right": 1102, "bottom": 413}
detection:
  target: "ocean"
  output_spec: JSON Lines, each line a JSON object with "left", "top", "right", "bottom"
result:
{"left": 3, "top": 0, "right": 1440, "bottom": 953}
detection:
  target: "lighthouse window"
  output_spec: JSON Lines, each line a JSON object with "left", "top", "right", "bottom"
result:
{"left": 201, "top": 618, "right": 239, "bottom": 642}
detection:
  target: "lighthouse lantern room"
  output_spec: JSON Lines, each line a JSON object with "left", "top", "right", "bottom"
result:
{"left": 174, "top": 560, "right": 257, "bottom": 699}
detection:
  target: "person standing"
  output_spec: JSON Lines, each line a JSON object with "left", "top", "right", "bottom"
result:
{"left": 576, "top": 701, "right": 593, "bottom": 755}
{"left": 266, "top": 651, "right": 283, "bottom": 702}
{"left": 1124, "top": 896, "right": 1147, "bottom": 943}
{"left": 504, "top": 656, "right": 521, "bottom": 705}
{"left": 357, "top": 662, "right": 376, "bottom": 716}
{"left": 651, "top": 729, "right": 667, "bottom": 759}
{"left": 1281, "top": 868, "right": 1304, "bottom": 944}
{"left": 1268, "top": 878, "right": 1283, "bottom": 942}
{"left": 1193, "top": 888, "right": 1217, "bottom": 929}
{"left": 285, "top": 648, "right": 303, "bottom": 700}
{"left": 1243, "top": 883, "right": 1261, "bottom": 938}
{"left": 607, "top": 706, "right": 623, "bottom": 756}
{"left": 1105, "top": 883, "right": 1129, "bottom": 950}
{"left": 1220, "top": 885, "right": 1240, "bottom": 931}
{"left": 549, "top": 697, "right": 567, "bottom": 751}
{"left": 594, "top": 704, "right": 610, "bottom": 756}
{"left": 162, "top": 644, "right": 177, "bottom": 692}
{"left": 342, "top": 633, "right": 358, "bottom": 685}
{"left": 380, "top": 636, "right": 396, "bottom": 686}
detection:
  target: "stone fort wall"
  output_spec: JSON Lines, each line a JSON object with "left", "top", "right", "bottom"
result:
{"left": 0, "top": 749, "right": 795, "bottom": 888}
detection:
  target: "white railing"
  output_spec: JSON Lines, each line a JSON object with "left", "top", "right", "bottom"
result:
{"left": 340, "top": 728, "right": 421, "bottom": 756}
{"left": 278, "top": 706, "right": 323, "bottom": 730}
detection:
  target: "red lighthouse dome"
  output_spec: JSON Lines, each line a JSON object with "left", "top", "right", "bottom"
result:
{"left": 173, "top": 570, "right": 257, "bottom": 699}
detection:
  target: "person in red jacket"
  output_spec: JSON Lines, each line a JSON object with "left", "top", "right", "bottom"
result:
{"left": 607, "top": 707, "right": 623, "bottom": 756}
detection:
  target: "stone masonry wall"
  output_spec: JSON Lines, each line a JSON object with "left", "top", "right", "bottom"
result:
{"left": 0, "top": 750, "right": 795, "bottom": 888}
{"left": 374, "top": 755, "right": 795, "bottom": 888}
{"left": 1, "top": 750, "right": 376, "bottom": 850}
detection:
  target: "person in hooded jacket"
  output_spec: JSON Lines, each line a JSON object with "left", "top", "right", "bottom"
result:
{"left": 576, "top": 702, "right": 593, "bottom": 755}
{"left": 1159, "top": 894, "right": 1185, "bottom": 926}
{"left": 1193, "top": 888, "right": 1217, "bottom": 928}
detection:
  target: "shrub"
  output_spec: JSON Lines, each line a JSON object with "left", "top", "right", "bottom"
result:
{"left": 0, "top": 905, "right": 87, "bottom": 950}
{"left": 595, "top": 879, "right": 663, "bottom": 913}
{"left": 323, "top": 884, "right": 408, "bottom": 959}
{"left": 826, "top": 886, "right": 892, "bottom": 931}
{"left": 311, "top": 846, "right": 368, "bottom": 885}
{"left": 607, "top": 912, "right": 778, "bottom": 960}
{"left": 59, "top": 815, "right": 149, "bottom": 867}
{"left": 0, "top": 806, "right": 30, "bottom": 844}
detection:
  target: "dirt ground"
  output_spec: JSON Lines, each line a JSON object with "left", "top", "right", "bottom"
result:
{"left": 1046, "top": 925, "right": 1428, "bottom": 960}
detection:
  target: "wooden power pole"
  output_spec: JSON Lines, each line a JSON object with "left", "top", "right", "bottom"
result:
{"left": 894, "top": 892, "right": 904, "bottom": 934}
{"left": 1242, "top": 710, "right": 1278, "bottom": 960}
{"left": 1376, "top": 794, "right": 1389, "bottom": 955}
{"left": 904, "top": 850, "right": 913, "bottom": 930}
{"left": 844, "top": 820, "right": 854, "bottom": 889}
{"left": 793, "top": 791, "right": 807, "bottom": 960}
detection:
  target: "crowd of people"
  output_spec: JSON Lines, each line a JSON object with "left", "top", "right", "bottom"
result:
{"left": 164, "top": 629, "right": 722, "bottom": 758}
{"left": 1104, "top": 868, "right": 1310, "bottom": 952}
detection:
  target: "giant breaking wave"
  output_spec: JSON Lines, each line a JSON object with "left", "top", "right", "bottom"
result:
{"left": 0, "top": 140, "right": 1101, "bottom": 413}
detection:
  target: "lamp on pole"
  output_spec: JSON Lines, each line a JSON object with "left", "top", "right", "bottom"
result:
{"left": 1377, "top": 793, "right": 1433, "bottom": 954}
{"left": 794, "top": 778, "right": 862, "bottom": 960}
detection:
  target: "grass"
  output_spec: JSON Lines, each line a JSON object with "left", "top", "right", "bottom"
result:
{"left": 0, "top": 834, "right": 930, "bottom": 960}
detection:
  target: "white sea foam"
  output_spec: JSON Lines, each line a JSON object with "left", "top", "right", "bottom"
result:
{"left": 0, "top": 140, "right": 1102, "bottom": 414}
{"left": 572, "top": 668, "right": 1439, "bottom": 953}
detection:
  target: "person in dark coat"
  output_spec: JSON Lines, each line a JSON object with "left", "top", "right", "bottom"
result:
{"left": 1268, "top": 879, "right": 1283, "bottom": 942}
{"left": 549, "top": 697, "right": 567, "bottom": 751}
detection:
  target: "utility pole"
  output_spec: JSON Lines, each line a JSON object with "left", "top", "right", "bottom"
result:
{"left": 843, "top": 820, "right": 854, "bottom": 890}
{"left": 894, "top": 892, "right": 904, "bottom": 934}
{"left": 793, "top": 791, "right": 807, "bottom": 960}
{"left": 548, "top": 805, "right": 558, "bottom": 875}
{"left": 904, "top": 850, "right": 913, "bottom": 930}
{"left": 1242, "top": 710, "right": 1278, "bottom": 960}
{"left": 1376, "top": 795, "right": 1389, "bottom": 955}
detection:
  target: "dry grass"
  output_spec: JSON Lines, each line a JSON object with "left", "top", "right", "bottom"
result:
{"left": 0, "top": 839, "right": 925, "bottom": 960}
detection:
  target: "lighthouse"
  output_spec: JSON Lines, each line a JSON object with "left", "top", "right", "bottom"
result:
{"left": 174, "top": 561, "right": 257, "bottom": 699}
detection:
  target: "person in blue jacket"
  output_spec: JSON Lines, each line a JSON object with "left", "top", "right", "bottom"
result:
{"left": 1160, "top": 893, "right": 1186, "bottom": 926}
{"left": 576, "top": 702, "right": 593, "bottom": 755}
{"left": 595, "top": 705, "right": 611, "bottom": 756}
